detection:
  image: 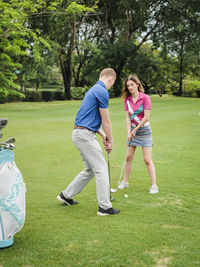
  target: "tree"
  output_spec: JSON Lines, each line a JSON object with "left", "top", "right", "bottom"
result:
{"left": 28, "top": 1, "right": 97, "bottom": 99}
{"left": 152, "top": 0, "right": 200, "bottom": 95}
{"left": 17, "top": 40, "right": 61, "bottom": 90}
{"left": 0, "top": 0, "right": 62, "bottom": 93}
{"left": 125, "top": 43, "right": 174, "bottom": 96}
{"left": 84, "top": 0, "right": 175, "bottom": 96}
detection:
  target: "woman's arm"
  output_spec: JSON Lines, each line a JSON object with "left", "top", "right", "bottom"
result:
{"left": 125, "top": 111, "right": 132, "bottom": 141}
{"left": 131, "top": 109, "right": 150, "bottom": 138}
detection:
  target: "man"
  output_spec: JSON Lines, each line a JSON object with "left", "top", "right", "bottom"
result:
{"left": 57, "top": 68, "right": 120, "bottom": 216}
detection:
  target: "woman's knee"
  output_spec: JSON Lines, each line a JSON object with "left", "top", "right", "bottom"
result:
{"left": 126, "top": 154, "right": 133, "bottom": 163}
{"left": 143, "top": 157, "right": 152, "bottom": 165}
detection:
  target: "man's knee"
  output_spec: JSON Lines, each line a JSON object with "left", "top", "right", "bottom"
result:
{"left": 83, "top": 168, "right": 94, "bottom": 177}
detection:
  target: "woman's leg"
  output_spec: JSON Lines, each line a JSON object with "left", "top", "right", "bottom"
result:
{"left": 123, "top": 145, "right": 136, "bottom": 183}
{"left": 142, "top": 147, "right": 157, "bottom": 185}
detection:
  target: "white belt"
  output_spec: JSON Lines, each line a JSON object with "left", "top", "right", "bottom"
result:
{"left": 132, "top": 121, "right": 150, "bottom": 127}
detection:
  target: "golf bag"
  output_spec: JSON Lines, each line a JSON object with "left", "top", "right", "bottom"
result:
{"left": 0, "top": 119, "right": 26, "bottom": 248}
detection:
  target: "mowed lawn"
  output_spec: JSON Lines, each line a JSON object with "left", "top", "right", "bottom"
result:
{"left": 0, "top": 95, "right": 199, "bottom": 267}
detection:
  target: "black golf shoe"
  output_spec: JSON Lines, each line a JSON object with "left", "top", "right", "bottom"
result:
{"left": 57, "top": 192, "right": 78, "bottom": 206}
{"left": 97, "top": 206, "right": 120, "bottom": 216}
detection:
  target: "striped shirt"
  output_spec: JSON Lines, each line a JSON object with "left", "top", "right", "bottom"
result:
{"left": 124, "top": 92, "right": 151, "bottom": 125}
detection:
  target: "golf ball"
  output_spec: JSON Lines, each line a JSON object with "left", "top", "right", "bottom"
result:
{"left": 124, "top": 194, "right": 128, "bottom": 198}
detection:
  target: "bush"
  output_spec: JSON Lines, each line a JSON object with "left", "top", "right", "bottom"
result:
{"left": 54, "top": 91, "right": 65, "bottom": 100}
{"left": 183, "top": 80, "right": 200, "bottom": 97}
{"left": 195, "top": 89, "right": 200, "bottom": 98}
{"left": 40, "top": 84, "right": 63, "bottom": 90}
{"left": 41, "top": 91, "right": 55, "bottom": 101}
{"left": 71, "top": 87, "right": 89, "bottom": 99}
{"left": 21, "top": 87, "right": 89, "bottom": 102}
{"left": 0, "top": 88, "right": 9, "bottom": 103}
{"left": 7, "top": 90, "right": 25, "bottom": 102}
{"left": 23, "top": 90, "right": 42, "bottom": 102}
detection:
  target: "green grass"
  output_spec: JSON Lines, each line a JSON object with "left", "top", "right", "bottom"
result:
{"left": 0, "top": 95, "right": 199, "bottom": 267}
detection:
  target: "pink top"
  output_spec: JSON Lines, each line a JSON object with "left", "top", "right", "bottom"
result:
{"left": 124, "top": 92, "right": 151, "bottom": 125}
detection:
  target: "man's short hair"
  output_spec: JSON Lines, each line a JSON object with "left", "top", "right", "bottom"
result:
{"left": 99, "top": 68, "right": 116, "bottom": 79}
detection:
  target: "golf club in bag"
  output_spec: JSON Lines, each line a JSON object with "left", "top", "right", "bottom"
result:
{"left": 0, "top": 119, "right": 26, "bottom": 249}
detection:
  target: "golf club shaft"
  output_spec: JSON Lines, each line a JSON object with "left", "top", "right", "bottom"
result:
{"left": 117, "top": 141, "right": 131, "bottom": 187}
{"left": 107, "top": 152, "right": 114, "bottom": 201}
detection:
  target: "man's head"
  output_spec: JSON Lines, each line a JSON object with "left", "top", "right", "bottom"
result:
{"left": 99, "top": 68, "right": 116, "bottom": 90}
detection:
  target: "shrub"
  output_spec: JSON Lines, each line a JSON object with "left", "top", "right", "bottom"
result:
{"left": 7, "top": 90, "right": 25, "bottom": 102}
{"left": 71, "top": 87, "right": 89, "bottom": 99}
{"left": 195, "top": 89, "right": 200, "bottom": 98}
{"left": 41, "top": 91, "right": 55, "bottom": 101}
{"left": 0, "top": 88, "right": 9, "bottom": 103}
{"left": 40, "top": 84, "right": 63, "bottom": 90}
{"left": 54, "top": 91, "right": 65, "bottom": 100}
{"left": 183, "top": 80, "right": 200, "bottom": 97}
{"left": 23, "top": 90, "right": 42, "bottom": 102}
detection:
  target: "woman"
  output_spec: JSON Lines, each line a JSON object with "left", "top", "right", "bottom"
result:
{"left": 118, "top": 75, "right": 158, "bottom": 194}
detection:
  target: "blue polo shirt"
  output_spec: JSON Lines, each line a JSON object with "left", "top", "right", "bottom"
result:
{"left": 75, "top": 80, "right": 109, "bottom": 132}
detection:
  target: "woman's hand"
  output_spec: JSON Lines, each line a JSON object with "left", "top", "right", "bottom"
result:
{"left": 131, "top": 128, "right": 137, "bottom": 139}
{"left": 128, "top": 132, "right": 132, "bottom": 141}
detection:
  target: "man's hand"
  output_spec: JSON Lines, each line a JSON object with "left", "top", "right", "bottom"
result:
{"left": 104, "top": 137, "right": 113, "bottom": 154}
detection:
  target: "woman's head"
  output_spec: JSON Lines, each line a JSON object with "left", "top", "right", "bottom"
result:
{"left": 122, "top": 75, "right": 144, "bottom": 98}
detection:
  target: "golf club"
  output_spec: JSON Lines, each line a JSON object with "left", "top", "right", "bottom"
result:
{"left": 6, "top": 137, "right": 16, "bottom": 144}
{"left": 0, "top": 143, "right": 15, "bottom": 150}
{"left": 111, "top": 141, "right": 131, "bottom": 193}
{"left": 0, "top": 137, "right": 16, "bottom": 150}
{"left": 107, "top": 152, "right": 115, "bottom": 201}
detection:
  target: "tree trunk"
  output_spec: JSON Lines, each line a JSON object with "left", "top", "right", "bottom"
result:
{"left": 36, "top": 81, "right": 40, "bottom": 90}
{"left": 178, "top": 40, "right": 184, "bottom": 96}
{"left": 74, "top": 64, "right": 82, "bottom": 87}
{"left": 114, "top": 59, "right": 127, "bottom": 97}
{"left": 64, "top": 58, "right": 72, "bottom": 100}
{"left": 59, "top": 51, "right": 71, "bottom": 100}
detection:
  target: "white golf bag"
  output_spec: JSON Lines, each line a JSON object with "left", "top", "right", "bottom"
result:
{"left": 0, "top": 149, "right": 26, "bottom": 248}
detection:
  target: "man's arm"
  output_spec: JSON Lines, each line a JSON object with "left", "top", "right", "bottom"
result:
{"left": 99, "top": 108, "right": 113, "bottom": 142}
{"left": 99, "top": 108, "right": 113, "bottom": 153}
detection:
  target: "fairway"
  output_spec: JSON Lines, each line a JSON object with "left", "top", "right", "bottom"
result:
{"left": 0, "top": 96, "right": 200, "bottom": 266}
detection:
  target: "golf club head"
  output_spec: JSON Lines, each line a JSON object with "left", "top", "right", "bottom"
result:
{"left": 0, "top": 142, "right": 6, "bottom": 148}
{"left": 6, "top": 137, "right": 16, "bottom": 144}
{"left": 0, "top": 143, "right": 15, "bottom": 150}
{"left": 110, "top": 196, "right": 115, "bottom": 201}
{"left": 8, "top": 144, "right": 15, "bottom": 150}
{"left": 111, "top": 188, "right": 118, "bottom": 193}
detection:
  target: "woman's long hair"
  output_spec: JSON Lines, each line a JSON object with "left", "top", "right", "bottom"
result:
{"left": 122, "top": 75, "right": 144, "bottom": 99}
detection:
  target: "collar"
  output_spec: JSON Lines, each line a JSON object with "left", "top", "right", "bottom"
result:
{"left": 128, "top": 92, "right": 143, "bottom": 102}
{"left": 96, "top": 80, "right": 107, "bottom": 89}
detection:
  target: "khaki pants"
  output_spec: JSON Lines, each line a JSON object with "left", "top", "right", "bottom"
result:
{"left": 62, "top": 129, "right": 112, "bottom": 210}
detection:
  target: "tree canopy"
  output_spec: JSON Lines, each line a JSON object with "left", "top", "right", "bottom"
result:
{"left": 0, "top": 0, "right": 200, "bottom": 101}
